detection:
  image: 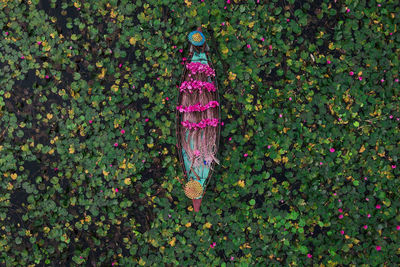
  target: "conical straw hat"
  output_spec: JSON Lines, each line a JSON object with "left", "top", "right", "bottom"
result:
{"left": 184, "top": 179, "right": 203, "bottom": 199}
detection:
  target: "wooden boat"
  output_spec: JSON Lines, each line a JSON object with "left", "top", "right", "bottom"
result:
{"left": 175, "top": 27, "right": 221, "bottom": 212}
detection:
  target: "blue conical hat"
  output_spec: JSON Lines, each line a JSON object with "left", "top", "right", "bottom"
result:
{"left": 188, "top": 30, "right": 205, "bottom": 46}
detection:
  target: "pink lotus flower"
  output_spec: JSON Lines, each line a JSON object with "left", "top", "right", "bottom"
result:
{"left": 286, "top": 18, "right": 290, "bottom": 22}
{"left": 330, "top": 148, "right": 335, "bottom": 153}
{"left": 37, "top": 41, "right": 42, "bottom": 45}
{"left": 363, "top": 225, "right": 368, "bottom": 229}
{"left": 340, "top": 230, "right": 344, "bottom": 235}
{"left": 338, "top": 208, "right": 343, "bottom": 213}
{"left": 89, "top": 120, "right": 93, "bottom": 124}
{"left": 119, "top": 63, "right": 122, "bottom": 68}
{"left": 327, "top": 60, "right": 331, "bottom": 64}
{"left": 229, "top": 137, "right": 232, "bottom": 141}
{"left": 5, "top": 32, "right": 9, "bottom": 35}
{"left": 319, "top": 162, "right": 323, "bottom": 165}
{"left": 247, "top": 44, "right": 251, "bottom": 49}
{"left": 179, "top": 49, "right": 183, "bottom": 53}
{"left": 339, "top": 214, "right": 343, "bottom": 219}
{"left": 121, "top": 129, "right": 125, "bottom": 134}
{"left": 358, "top": 76, "right": 363, "bottom": 81}
{"left": 115, "top": 188, "right": 118, "bottom": 192}
{"left": 349, "top": 71, "right": 354, "bottom": 76}
{"left": 367, "top": 214, "right": 371, "bottom": 218}
{"left": 21, "top": 56, "right": 25, "bottom": 59}
{"left": 376, "top": 246, "right": 381, "bottom": 251}
{"left": 114, "top": 143, "right": 118, "bottom": 147}
{"left": 244, "top": 153, "right": 248, "bottom": 157}
{"left": 376, "top": 204, "right": 381, "bottom": 209}
{"left": 346, "top": 8, "right": 350, "bottom": 13}
{"left": 380, "top": 79, "right": 384, "bottom": 82}
{"left": 145, "top": 118, "right": 149, "bottom": 122}
{"left": 307, "top": 254, "right": 312, "bottom": 258}
{"left": 165, "top": 97, "right": 169, "bottom": 100}
{"left": 45, "top": 75, "right": 49, "bottom": 79}
{"left": 396, "top": 225, "right": 400, "bottom": 230}
{"left": 395, "top": 79, "right": 399, "bottom": 82}
{"left": 390, "top": 115, "right": 393, "bottom": 119}
{"left": 391, "top": 165, "right": 396, "bottom": 169}
{"left": 261, "top": 37, "right": 265, "bottom": 42}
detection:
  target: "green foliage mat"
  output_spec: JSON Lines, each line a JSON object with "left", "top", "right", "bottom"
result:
{"left": 0, "top": 0, "right": 399, "bottom": 265}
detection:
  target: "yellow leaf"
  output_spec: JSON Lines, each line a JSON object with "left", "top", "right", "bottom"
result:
{"left": 11, "top": 173, "right": 17, "bottom": 180}
{"left": 47, "top": 113, "right": 53, "bottom": 120}
{"left": 96, "top": 61, "right": 103, "bottom": 68}
{"left": 222, "top": 47, "right": 229, "bottom": 54}
{"left": 69, "top": 145, "right": 75, "bottom": 154}
{"left": 248, "top": 21, "right": 255, "bottom": 28}
{"left": 124, "top": 178, "right": 131, "bottom": 185}
{"left": 238, "top": 180, "right": 245, "bottom": 188}
{"left": 204, "top": 222, "right": 212, "bottom": 229}
{"left": 188, "top": 206, "right": 193, "bottom": 212}
{"left": 184, "top": 0, "right": 192, "bottom": 7}
{"left": 359, "top": 145, "right": 365, "bottom": 153}
{"left": 169, "top": 237, "right": 176, "bottom": 247}
{"left": 147, "top": 143, "right": 154, "bottom": 148}
{"left": 185, "top": 222, "right": 191, "bottom": 227}
{"left": 228, "top": 72, "right": 237, "bottom": 81}
{"left": 129, "top": 37, "right": 136, "bottom": 45}
{"left": 103, "top": 170, "right": 109, "bottom": 176}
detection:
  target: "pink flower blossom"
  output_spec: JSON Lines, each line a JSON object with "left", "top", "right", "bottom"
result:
{"left": 366, "top": 197, "right": 369, "bottom": 201}
{"left": 364, "top": 177, "right": 368, "bottom": 180}
{"left": 221, "top": 22, "right": 225, "bottom": 26}
{"left": 307, "top": 254, "right": 312, "bottom": 258}
{"left": 230, "top": 256, "right": 234, "bottom": 261}
{"left": 179, "top": 49, "right": 183, "bottom": 53}
{"left": 338, "top": 208, "right": 343, "bottom": 213}
{"left": 358, "top": 76, "right": 363, "bottom": 81}
{"left": 45, "top": 75, "right": 49, "bottom": 79}
{"left": 381, "top": 79, "right": 384, "bottom": 82}
{"left": 247, "top": 44, "right": 251, "bottom": 49}
{"left": 286, "top": 18, "right": 290, "bottom": 22}
{"left": 339, "top": 214, "right": 343, "bottom": 219}
{"left": 319, "top": 162, "right": 323, "bottom": 165}
{"left": 267, "top": 145, "right": 271, "bottom": 149}
{"left": 367, "top": 213, "right": 371, "bottom": 218}
{"left": 396, "top": 225, "right": 400, "bottom": 230}
{"left": 330, "top": 148, "right": 335, "bottom": 153}
{"left": 338, "top": 118, "right": 342, "bottom": 121}
{"left": 327, "top": 60, "right": 331, "bottom": 64}
{"left": 145, "top": 118, "right": 149, "bottom": 122}
{"left": 121, "top": 129, "right": 125, "bottom": 134}
{"left": 37, "top": 41, "right": 42, "bottom": 45}
{"left": 114, "top": 143, "right": 118, "bottom": 147}
{"left": 165, "top": 97, "right": 169, "bottom": 100}
{"left": 395, "top": 78, "right": 399, "bottom": 82}
{"left": 119, "top": 63, "right": 122, "bottom": 68}
{"left": 229, "top": 137, "right": 232, "bottom": 141}
{"left": 340, "top": 230, "right": 344, "bottom": 235}
{"left": 5, "top": 32, "right": 9, "bottom": 35}
{"left": 227, "top": 0, "right": 230, "bottom": 3}
{"left": 180, "top": 80, "right": 216, "bottom": 93}
{"left": 244, "top": 153, "right": 248, "bottom": 157}
{"left": 363, "top": 225, "right": 368, "bottom": 229}
{"left": 269, "top": 45, "right": 273, "bottom": 50}
{"left": 289, "top": 97, "right": 292, "bottom": 101}
{"left": 186, "top": 62, "right": 215, "bottom": 76}
{"left": 390, "top": 32, "right": 393, "bottom": 36}
{"left": 376, "top": 204, "right": 381, "bottom": 209}
{"left": 21, "top": 56, "right": 25, "bottom": 59}
{"left": 390, "top": 115, "right": 393, "bottom": 119}
{"left": 224, "top": 6, "right": 227, "bottom": 9}
{"left": 349, "top": 71, "right": 354, "bottom": 76}
{"left": 142, "top": 159, "right": 146, "bottom": 163}
{"left": 333, "top": 193, "right": 337, "bottom": 196}
{"left": 378, "top": 4, "right": 381, "bottom": 7}
{"left": 346, "top": 8, "right": 350, "bottom": 13}
{"left": 376, "top": 246, "right": 381, "bottom": 251}
{"left": 115, "top": 188, "right": 118, "bottom": 192}
{"left": 261, "top": 37, "right": 265, "bottom": 42}
{"left": 89, "top": 120, "right": 93, "bottom": 124}
{"left": 181, "top": 118, "right": 220, "bottom": 130}
{"left": 391, "top": 165, "right": 396, "bottom": 169}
